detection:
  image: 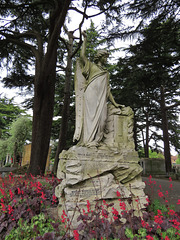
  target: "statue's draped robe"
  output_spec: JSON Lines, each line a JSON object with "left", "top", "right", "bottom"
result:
{"left": 73, "top": 58, "right": 110, "bottom": 146}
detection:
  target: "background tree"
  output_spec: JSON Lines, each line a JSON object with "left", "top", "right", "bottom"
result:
{"left": 176, "top": 155, "right": 180, "bottom": 164}
{"left": 0, "top": 96, "right": 24, "bottom": 138}
{"left": 8, "top": 116, "right": 32, "bottom": 166}
{"left": 0, "top": 0, "right": 72, "bottom": 175}
{"left": 0, "top": 116, "right": 32, "bottom": 166}
{"left": 105, "top": 0, "right": 180, "bottom": 41}
{"left": 0, "top": 0, "right": 124, "bottom": 175}
{"left": 111, "top": 18, "right": 180, "bottom": 173}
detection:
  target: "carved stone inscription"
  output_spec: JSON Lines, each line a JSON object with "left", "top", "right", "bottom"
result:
{"left": 76, "top": 151, "right": 113, "bottom": 160}
{"left": 67, "top": 188, "right": 101, "bottom": 199}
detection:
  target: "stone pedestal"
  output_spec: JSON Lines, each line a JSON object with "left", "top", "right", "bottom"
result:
{"left": 55, "top": 147, "right": 147, "bottom": 228}
{"left": 55, "top": 106, "right": 147, "bottom": 228}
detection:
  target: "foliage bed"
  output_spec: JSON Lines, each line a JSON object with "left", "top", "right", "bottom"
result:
{"left": 0, "top": 173, "right": 180, "bottom": 240}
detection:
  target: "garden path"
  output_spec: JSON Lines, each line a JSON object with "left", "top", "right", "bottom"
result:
{"left": 142, "top": 176, "right": 180, "bottom": 211}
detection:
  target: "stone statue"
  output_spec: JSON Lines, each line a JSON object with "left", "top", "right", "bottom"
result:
{"left": 55, "top": 31, "right": 147, "bottom": 230}
{"left": 73, "top": 31, "right": 123, "bottom": 147}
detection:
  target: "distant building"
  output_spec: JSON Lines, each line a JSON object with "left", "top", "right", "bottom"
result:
{"left": 171, "top": 155, "right": 178, "bottom": 165}
{"left": 22, "top": 144, "right": 51, "bottom": 171}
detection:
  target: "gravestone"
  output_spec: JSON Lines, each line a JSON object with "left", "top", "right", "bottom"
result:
{"left": 55, "top": 32, "right": 147, "bottom": 228}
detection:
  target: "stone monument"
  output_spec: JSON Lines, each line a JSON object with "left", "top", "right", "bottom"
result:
{"left": 55, "top": 32, "right": 147, "bottom": 228}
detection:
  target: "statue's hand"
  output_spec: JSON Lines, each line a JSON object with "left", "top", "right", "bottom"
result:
{"left": 82, "top": 31, "right": 87, "bottom": 38}
{"left": 114, "top": 103, "right": 125, "bottom": 108}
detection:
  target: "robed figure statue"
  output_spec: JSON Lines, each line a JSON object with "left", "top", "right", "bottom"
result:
{"left": 73, "top": 32, "right": 122, "bottom": 147}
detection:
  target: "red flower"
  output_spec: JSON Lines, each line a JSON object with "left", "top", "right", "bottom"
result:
{"left": 103, "top": 199, "right": 107, "bottom": 206}
{"left": 177, "top": 199, "right": 180, "bottom": 205}
{"left": 141, "top": 220, "right": 149, "bottom": 228}
{"left": 41, "top": 192, "right": 46, "bottom": 200}
{"left": 169, "top": 183, "right": 173, "bottom": 189}
{"left": 148, "top": 175, "right": 153, "bottom": 184}
{"left": 18, "top": 188, "right": 21, "bottom": 195}
{"left": 101, "top": 208, "right": 108, "bottom": 218}
{"left": 158, "top": 190, "right": 164, "bottom": 198}
{"left": 8, "top": 205, "right": 13, "bottom": 215}
{"left": 73, "top": 230, "right": 79, "bottom": 240}
{"left": 168, "top": 209, "right": 175, "bottom": 216}
{"left": 116, "top": 190, "right": 121, "bottom": 197}
{"left": 61, "top": 210, "right": 67, "bottom": 223}
{"left": 0, "top": 188, "right": 5, "bottom": 196}
{"left": 62, "top": 210, "right": 67, "bottom": 217}
{"left": 154, "top": 215, "right": 163, "bottom": 224}
{"left": 146, "top": 235, "right": 154, "bottom": 240}
{"left": 157, "top": 209, "right": 162, "bottom": 215}
{"left": 1, "top": 203, "right": 6, "bottom": 212}
{"left": 165, "top": 236, "right": 170, "bottom": 240}
{"left": 169, "top": 177, "right": 172, "bottom": 182}
{"left": 52, "top": 194, "right": 57, "bottom": 204}
{"left": 9, "top": 189, "right": 14, "bottom": 200}
{"left": 86, "top": 200, "right": 90, "bottom": 213}
{"left": 170, "top": 219, "right": 180, "bottom": 230}
{"left": 30, "top": 173, "right": 34, "bottom": 180}
{"left": 112, "top": 207, "right": 119, "bottom": 216}
{"left": 119, "top": 201, "right": 126, "bottom": 210}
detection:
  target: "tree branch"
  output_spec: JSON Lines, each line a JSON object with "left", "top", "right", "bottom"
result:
{"left": 59, "top": 36, "right": 68, "bottom": 50}
{"left": 166, "top": 101, "right": 180, "bottom": 111}
{"left": 70, "top": 0, "right": 88, "bottom": 59}
{"left": 0, "top": 37, "right": 38, "bottom": 59}
{"left": 69, "top": 2, "right": 113, "bottom": 19}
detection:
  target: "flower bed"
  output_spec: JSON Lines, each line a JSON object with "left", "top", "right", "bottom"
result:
{"left": 0, "top": 174, "right": 179, "bottom": 240}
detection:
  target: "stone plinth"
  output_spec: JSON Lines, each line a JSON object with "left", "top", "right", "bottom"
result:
{"left": 55, "top": 146, "right": 147, "bottom": 228}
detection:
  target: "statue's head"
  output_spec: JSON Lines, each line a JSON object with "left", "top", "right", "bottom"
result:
{"left": 94, "top": 50, "right": 109, "bottom": 64}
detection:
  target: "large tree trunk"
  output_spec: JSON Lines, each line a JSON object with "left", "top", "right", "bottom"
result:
{"left": 29, "top": 51, "right": 57, "bottom": 175}
{"left": 160, "top": 85, "right": 172, "bottom": 174}
{"left": 28, "top": 0, "right": 72, "bottom": 176}
{"left": 52, "top": 32, "right": 74, "bottom": 175}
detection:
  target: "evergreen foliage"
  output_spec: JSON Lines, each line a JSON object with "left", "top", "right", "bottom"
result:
{"left": 0, "top": 96, "right": 24, "bottom": 138}
{"left": 0, "top": 116, "right": 32, "bottom": 165}
{"left": 111, "top": 18, "right": 180, "bottom": 162}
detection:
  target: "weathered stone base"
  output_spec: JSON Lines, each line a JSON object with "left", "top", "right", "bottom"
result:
{"left": 55, "top": 146, "right": 147, "bottom": 229}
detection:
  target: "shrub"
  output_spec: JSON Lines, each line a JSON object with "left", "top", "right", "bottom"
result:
{"left": 5, "top": 213, "right": 55, "bottom": 240}
{"left": 0, "top": 173, "right": 60, "bottom": 239}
